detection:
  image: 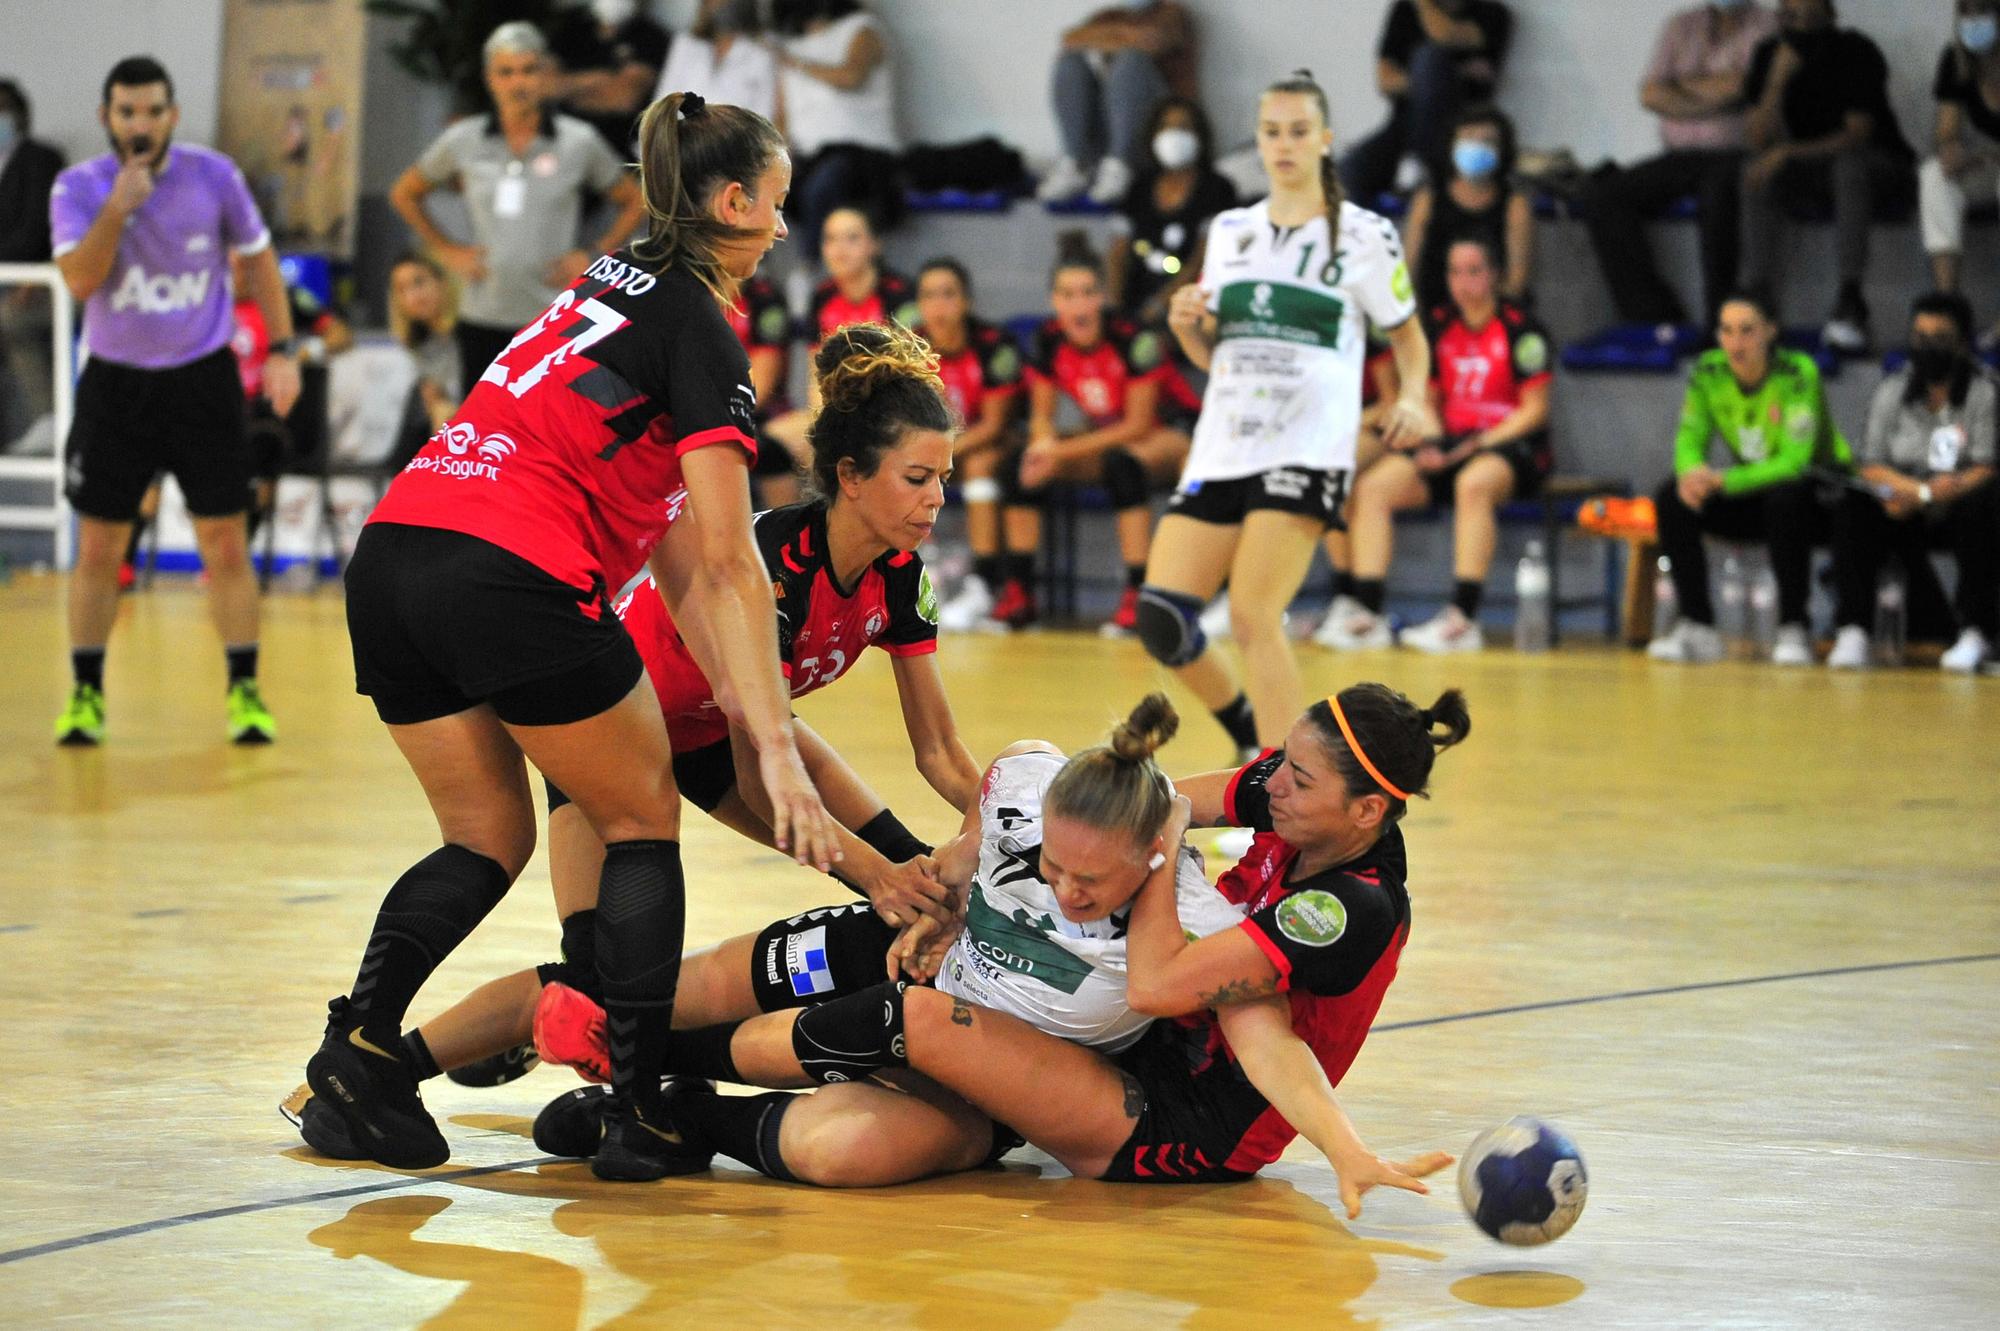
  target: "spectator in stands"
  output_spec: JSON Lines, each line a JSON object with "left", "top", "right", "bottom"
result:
{"left": 1827, "top": 291, "right": 1999, "bottom": 671}
{"left": 1341, "top": 0, "right": 1514, "bottom": 200}
{"left": 389, "top": 23, "right": 646, "bottom": 402}
{"left": 548, "top": 0, "right": 672, "bottom": 154}
{"left": 1332, "top": 238, "right": 1550, "bottom": 654}
{"left": 761, "top": 206, "right": 916, "bottom": 503}
{"left": 721, "top": 268, "right": 793, "bottom": 507}
{"left": 1582, "top": 1, "right": 1779, "bottom": 331}
{"left": 1919, "top": 0, "right": 2000, "bottom": 299}
{"left": 998, "top": 234, "right": 1189, "bottom": 633}
{"left": 917, "top": 259, "right": 1028, "bottom": 632}
{"left": 1647, "top": 291, "right": 1850, "bottom": 666}
{"left": 773, "top": 0, "right": 903, "bottom": 252}
{"left": 1739, "top": 0, "right": 1916, "bottom": 354}
{"left": 1037, "top": 2, "right": 1197, "bottom": 207}
{"left": 1403, "top": 104, "right": 1532, "bottom": 312}
{"left": 655, "top": 0, "right": 776, "bottom": 122}
{"left": 0, "top": 78, "right": 66, "bottom": 451}
{"left": 386, "top": 252, "right": 463, "bottom": 433}
{"left": 1105, "top": 96, "right": 1236, "bottom": 326}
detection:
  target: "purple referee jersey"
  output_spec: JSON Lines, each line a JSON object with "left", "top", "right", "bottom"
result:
{"left": 49, "top": 144, "right": 270, "bottom": 370}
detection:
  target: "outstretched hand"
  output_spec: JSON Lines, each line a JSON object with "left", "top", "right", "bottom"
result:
{"left": 1333, "top": 1149, "right": 1455, "bottom": 1221}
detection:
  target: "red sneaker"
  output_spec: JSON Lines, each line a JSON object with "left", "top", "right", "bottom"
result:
{"left": 1108, "top": 586, "right": 1140, "bottom": 634}
{"left": 117, "top": 562, "right": 136, "bottom": 592}
{"left": 990, "top": 578, "right": 1038, "bottom": 629}
{"left": 533, "top": 982, "right": 611, "bottom": 1084}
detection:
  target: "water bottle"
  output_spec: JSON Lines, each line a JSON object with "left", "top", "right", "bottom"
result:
{"left": 1514, "top": 539, "right": 1552, "bottom": 653}
{"left": 1718, "top": 551, "right": 1748, "bottom": 651}
{"left": 1749, "top": 562, "right": 1779, "bottom": 657}
{"left": 1651, "top": 555, "right": 1678, "bottom": 639}
{"left": 1874, "top": 573, "right": 1906, "bottom": 666}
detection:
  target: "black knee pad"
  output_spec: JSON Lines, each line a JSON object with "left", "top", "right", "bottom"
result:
{"left": 790, "top": 980, "right": 909, "bottom": 1084}
{"left": 1136, "top": 586, "right": 1208, "bottom": 667}
{"left": 376, "top": 845, "right": 512, "bottom": 965}
{"left": 751, "top": 903, "right": 898, "bottom": 1012}
{"left": 593, "top": 840, "right": 685, "bottom": 1008}
{"left": 1101, "top": 447, "right": 1148, "bottom": 509}
{"left": 532, "top": 909, "right": 602, "bottom": 1002}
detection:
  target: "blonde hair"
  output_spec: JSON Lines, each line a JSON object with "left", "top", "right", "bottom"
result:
{"left": 631, "top": 92, "right": 788, "bottom": 303}
{"left": 1044, "top": 694, "right": 1180, "bottom": 850}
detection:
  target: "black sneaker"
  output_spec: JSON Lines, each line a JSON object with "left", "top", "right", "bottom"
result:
{"left": 304, "top": 997, "right": 450, "bottom": 1170}
{"left": 590, "top": 1086, "right": 715, "bottom": 1182}
{"left": 281, "top": 1085, "right": 368, "bottom": 1160}
{"left": 534, "top": 1084, "right": 613, "bottom": 1158}
{"left": 446, "top": 1041, "right": 542, "bottom": 1088}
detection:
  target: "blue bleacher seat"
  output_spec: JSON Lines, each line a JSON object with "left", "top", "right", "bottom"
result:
{"left": 1561, "top": 324, "right": 1695, "bottom": 374}
{"left": 905, "top": 188, "right": 1016, "bottom": 214}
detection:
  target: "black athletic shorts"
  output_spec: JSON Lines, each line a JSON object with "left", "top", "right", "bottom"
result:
{"left": 64, "top": 345, "right": 250, "bottom": 521}
{"left": 545, "top": 735, "right": 737, "bottom": 816}
{"left": 1421, "top": 433, "right": 1553, "bottom": 508}
{"left": 1098, "top": 1020, "right": 1264, "bottom": 1184}
{"left": 345, "top": 523, "right": 643, "bottom": 727}
{"left": 1165, "top": 465, "right": 1350, "bottom": 530}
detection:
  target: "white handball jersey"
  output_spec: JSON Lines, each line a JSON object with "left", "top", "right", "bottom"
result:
{"left": 1184, "top": 198, "right": 1418, "bottom": 483}
{"left": 936, "top": 750, "right": 1244, "bottom": 1054}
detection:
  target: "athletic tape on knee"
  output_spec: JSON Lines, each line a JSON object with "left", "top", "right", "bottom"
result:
{"left": 1135, "top": 586, "right": 1207, "bottom": 667}
{"left": 1101, "top": 448, "right": 1148, "bottom": 509}
{"left": 751, "top": 903, "right": 898, "bottom": 1011}
{"left": 790, "top": 980, "right": 909, "bottom": 1084}
{"left": 961, "top": 477, "right": 1003, "bottom": 504}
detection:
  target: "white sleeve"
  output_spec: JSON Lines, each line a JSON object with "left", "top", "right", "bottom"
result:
{"left": 1198, "top": 211, "right": 1236, "bottom": 312}
{"left": 1173, "top": 848, "right": 1246, "bottom": 939}
{"left": 1353, "top": 218, "right": 1418, "bottom": 330}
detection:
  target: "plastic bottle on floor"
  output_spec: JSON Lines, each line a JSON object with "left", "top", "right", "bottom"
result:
{"left": 1718, "top": 552, "right": 1748, "bottom": 653}
{"left": 1749, "top": 562, "right": 1779, "bottom": 656}
{"left": 1514, "top": 540, "right": 1551, "bottom": 653}
{"left": 1651, "top": 556, "right": 1677, "bottom": 639}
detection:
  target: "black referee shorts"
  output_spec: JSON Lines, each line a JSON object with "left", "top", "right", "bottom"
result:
{"left": 345, "top": 523, "right": 643, "bottom": 728}
{"left": 64, "top": 345, "right": 250, "bottom": 522}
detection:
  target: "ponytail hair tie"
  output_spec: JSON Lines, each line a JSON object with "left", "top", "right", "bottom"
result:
{"left": 679, "top": 92, "right": 707, "bottom": 118}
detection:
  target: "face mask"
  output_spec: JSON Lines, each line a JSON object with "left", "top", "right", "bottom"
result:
{"left": 0, "top": 112, "right": 17, "bottom": 154}
{"left": 1961, "top": 15, "right": 2000, "bottom": 54}
{"left": 1910, "top": 342, "right": 1962, "bottom": 383}
{"left": 1152, "top": 127, "right": 1199, "bottom": 171}
{"left": 406, "top": 319, "right": 433, "bottom": 348}
{"left": 1452, "top": 139, "right": 1500, "bottom": 180}
{"left": 592, "top": 0, "right": 638, "bottom": 27}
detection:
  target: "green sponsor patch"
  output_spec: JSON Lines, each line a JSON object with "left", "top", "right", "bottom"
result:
{"left": 756, "top": 306, "right": 790, "bottom": 342}
{"left": 964, "top": 883, "right": 1094, "bottom": 994}
{"left": 1216, "top": 280, "right": 1346, "bottom": 350}
{"left": 916, "top": 567, "right": 939, "bottom": 624}
{"left": 1389, "top": 260, "right": 1413, "bottom": 306}
{"left": 1514, "top": 332, "right": 1549, "bottom": 376}
{"left": 1130, "top": 329, "right": 1164, "bottom": 371}
{"left": 988, "top": 342, "right": 1021, "bottom": 384}
{"left": 1274, "top": 889, "right": 1347, "bottom": 947}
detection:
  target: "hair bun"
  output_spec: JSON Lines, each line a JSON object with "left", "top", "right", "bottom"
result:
{"left": 813, "top": 322, "right": 942, "bottom": 415}
{"left": 1108, "top": 692, "right": 1180, "bottom": 764}
{"left": 679, "top": 91, "right": 707, "bottom": 117}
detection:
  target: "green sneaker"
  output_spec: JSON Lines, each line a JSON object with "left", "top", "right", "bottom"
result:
{"left": 227, "top": 679, "right": 277, "bottom": 745}
{"left": 54, "top": 684, "right": 105, "bottom": 746}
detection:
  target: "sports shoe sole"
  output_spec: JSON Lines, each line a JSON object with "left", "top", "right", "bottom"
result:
{"left": 306, "top": 1037, "right": 450, "bottom": 1170}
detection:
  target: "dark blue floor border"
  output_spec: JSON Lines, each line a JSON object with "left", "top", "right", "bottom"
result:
{"left": 4, "top": 948, "right": 1996, "bottom": 1266}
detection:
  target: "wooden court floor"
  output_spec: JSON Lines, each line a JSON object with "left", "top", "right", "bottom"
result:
{"left": 0, "top": 572, "right": 1995, "bottom": 1329}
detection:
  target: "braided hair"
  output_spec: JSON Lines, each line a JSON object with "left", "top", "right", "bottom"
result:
{"left": 1262, "top": 69, "right": 1345, "bottom": 240}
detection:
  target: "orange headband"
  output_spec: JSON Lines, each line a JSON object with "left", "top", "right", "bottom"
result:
{"left": 1327, "top": 695, "right": 1412, "bottom": 802}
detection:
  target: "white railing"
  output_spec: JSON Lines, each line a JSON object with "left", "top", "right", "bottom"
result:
{"left": 0, "top": 262, "right": 74, "bottom": 570}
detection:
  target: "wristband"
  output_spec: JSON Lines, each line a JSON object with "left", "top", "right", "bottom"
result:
{"left": 268, "top": 336, "right": 298, "bottom": 357}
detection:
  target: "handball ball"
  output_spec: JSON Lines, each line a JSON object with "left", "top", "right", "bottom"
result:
{"left": 1457, "top": 1116, "right": 1588, "bottom": 1246}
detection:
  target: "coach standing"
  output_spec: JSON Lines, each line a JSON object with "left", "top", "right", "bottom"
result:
{"left": 389, "top": 22, "right": 647, "bottom": 396}
{"left": 51, "top": 57, "right": 298, "bottom": 747}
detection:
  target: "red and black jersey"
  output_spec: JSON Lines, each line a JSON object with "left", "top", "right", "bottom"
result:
{"left": 1195, "top": 751, "right": 1411, "bottom": 1174}
{"left": 1024, "top": 316, "right": 1167, "bottom": 428}
{"left": 614, "top": 500, "right": 939, "bottom": 751}
{"left": 1428, "top": 300, "right": 1552, "bottom": 437}
{"left": 369, "top": 254, "right": 757, "bottom": 595}
{"left": 930, "top": 317, "right": 1023, "bottom": 424}
{"left": 725, "top": 275, "right": 793, "bottom": 355}
{"left": 809, "top": 268, "right": 917, "bottom": 348}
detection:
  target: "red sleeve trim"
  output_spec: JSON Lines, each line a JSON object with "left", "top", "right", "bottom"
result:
{"left": 1239, "top": 919, "right": 1293, "bottom": 994}
{"left": 675, "top": 425, "right": 756, "bottom": 462}
{"left": 981, "top": 383, "right": 1021, "bottom": 401}
{"left": 879, "top": 638, "right": 938, "bottom": 658}
{"left": 1222, "top": 760, "right": 1250, "bottom": 825}
{"left": 1521, "top": 372, "right": 1554, "bottom": 393}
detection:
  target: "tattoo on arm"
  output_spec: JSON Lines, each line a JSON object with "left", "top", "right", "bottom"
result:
{"left": 1121, "top": 1072, "right": 1145, "bottom": 1120}
{"left": 949, "top": 996, "right": 974, "bottom": 1028}
{"left": 1196, "top": 977, "right": 1278, "bottom": 1009}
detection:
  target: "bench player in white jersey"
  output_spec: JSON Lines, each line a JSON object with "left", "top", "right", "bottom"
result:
{"left": 1138, "top": 70, "right": 1437, "bottom": 758}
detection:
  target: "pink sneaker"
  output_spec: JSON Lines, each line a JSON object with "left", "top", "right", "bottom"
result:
{"left": 533, "top": 982, "right": 611, "bottom": 1084}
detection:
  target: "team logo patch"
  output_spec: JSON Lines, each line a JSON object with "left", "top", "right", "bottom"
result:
{"left": 916, "top": 568, "right": 939, "bottom": 624}
{"left": 989, "top": 343, "right": 1021, "bottom": 383}
{"left": 785, "top": 925, "right": 835, "bottom": 997}
{"left": 1514, "top": 332, "right": 1549, "bottom": 376}
{"left": 1390, "top": 261, "right": 1414, "bottom": 306}
{"left": 1274, "top": 889, "right": 1347, "bottom": 947}
{"left": 1130, "top": 330, "right": 1164, "bottom": 371}
{"left": 756, "top": 306, "right": 790, "bottom": 341}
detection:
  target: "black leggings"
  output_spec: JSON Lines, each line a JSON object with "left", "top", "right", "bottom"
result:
{"left": 1654, "top": 476, "right": 1824, "bottom": 626}
{"left": 1830, "top": 483, "right": 2000, "bottom": 639}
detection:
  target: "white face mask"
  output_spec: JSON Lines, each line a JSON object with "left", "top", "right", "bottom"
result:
{"left": 592, "top": 0, "right": 638, "bottom": 27}
{"left": 1153, "top": 127, "right": 1200, "bottom": 170}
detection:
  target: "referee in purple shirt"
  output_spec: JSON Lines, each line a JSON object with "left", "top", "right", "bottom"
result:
{"left": 49, "top": 57, "right": 300, "bottom": 747}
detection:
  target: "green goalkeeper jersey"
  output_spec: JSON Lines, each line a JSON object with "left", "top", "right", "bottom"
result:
{"left": 1674, "top": 348, "right": 1853, "bottom": 494}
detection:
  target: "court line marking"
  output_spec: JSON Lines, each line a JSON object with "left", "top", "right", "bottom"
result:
{"left": 3, "top": 948, "right": 1996, "bottom": 1267}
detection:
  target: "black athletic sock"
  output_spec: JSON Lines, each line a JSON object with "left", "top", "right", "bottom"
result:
{"left": 1353, "top": 578, "right": 1387, "bottom": 615}
{"left": 660, "top": 1022, "right": 743, "bottom": 1081}
{"left": 401, "top": 1030, "right": 442, "bottom": 1082}
{"left": 346, "top": 845, "right": 512, "bottom": 1049}
{"left": 1124, "top": 563, "right": 1146, "bottom": 590}
{"left": 225, "top": 643, "right": 259, "bottom": 686}
{"left": 1003, "top": 553, "right": 1035, "bottom": 586}
{"left": 855, "top": 808, "right": 931, "bottom": 864}
{"left": 595, "top": 840, "right": 686, "bottom": 1119}
{"left": 972, "top": 555, "right": 1002, "bottom": 590}
{"left": 1330, "top": 569, "right": 1355, "bottom": 599}
{"left": 1452, "top": 580, "right": 1484, "bottom": 618}
{"left": 673, "top": 1088, "right": 802, "bottom": 1181}
{"left": 72, "top": 647, "right": 105, "bottom": 691}
{"left": 1212, "top": 692, "right": 1259, "bottom": 752}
